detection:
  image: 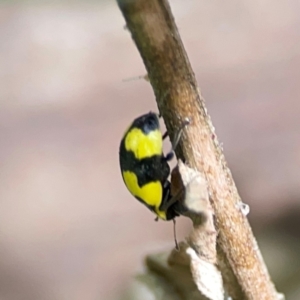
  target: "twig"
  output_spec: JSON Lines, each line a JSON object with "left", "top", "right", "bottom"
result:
{"left": 117, "top": 0, "right": 281, "bottom": 299}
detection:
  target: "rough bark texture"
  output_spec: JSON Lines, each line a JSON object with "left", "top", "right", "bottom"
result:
{"left": 117, "top": 0, "right": 281, "bottom": 299}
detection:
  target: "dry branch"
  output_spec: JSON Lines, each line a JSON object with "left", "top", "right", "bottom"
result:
{"left": 117, "top": 0, "right": 282, "bottom": 299}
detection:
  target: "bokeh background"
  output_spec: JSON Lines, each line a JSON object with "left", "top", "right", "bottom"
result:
{"left": 0, "top": 0, "right": 299, "bottom": 299}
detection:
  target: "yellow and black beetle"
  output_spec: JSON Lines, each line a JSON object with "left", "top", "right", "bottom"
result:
{"left": 119, "top": 112, "right": 186, "bottom": 221}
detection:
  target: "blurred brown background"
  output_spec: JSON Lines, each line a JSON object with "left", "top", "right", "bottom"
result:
{"left": 0, "top": 0, "right": 299, "bottom": 299}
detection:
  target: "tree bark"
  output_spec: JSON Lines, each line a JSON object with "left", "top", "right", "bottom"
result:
{"left": 117, "top": 0, "right": 281, "bottom": 299}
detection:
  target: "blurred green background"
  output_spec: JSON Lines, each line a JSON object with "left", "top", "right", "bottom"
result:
{"left": 0, "top": 0, "right": 299, "bottom": 299}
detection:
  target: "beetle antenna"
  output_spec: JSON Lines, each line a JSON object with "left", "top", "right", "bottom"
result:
{"left": 162, "top": 131, "right": 168, "bottom": 140}
{"left": 171, "top": 118, "right": 190, "bottom": 150}
{"left": 165, "top": 118, "right": 190, "bottom": 161}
